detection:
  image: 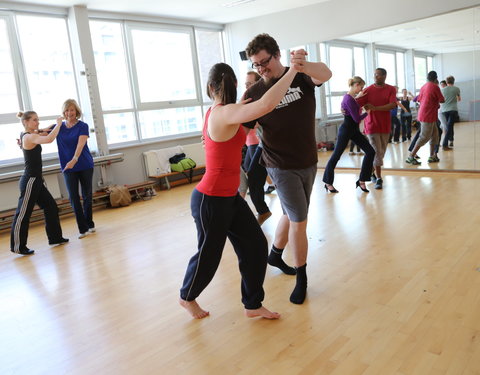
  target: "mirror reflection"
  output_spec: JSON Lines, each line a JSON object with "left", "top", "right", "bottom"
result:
{"left": 317, "top": 7, "right": 479, "bottom": 171}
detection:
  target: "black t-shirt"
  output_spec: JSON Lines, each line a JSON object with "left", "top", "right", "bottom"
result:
{"left": 400, "top": 98, "right": 411, "bottom": 114}
{"left": 21, "top": 133, "right": 43, "bottom": 177}
{"left": 244, "top": 68, "right": 319, "bottom": 169}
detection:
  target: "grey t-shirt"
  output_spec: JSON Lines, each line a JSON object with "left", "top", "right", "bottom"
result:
{"left": 441, "top": 86, "right": 460, "bottom": 112}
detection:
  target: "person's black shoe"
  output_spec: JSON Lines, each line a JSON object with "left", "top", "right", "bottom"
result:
{"left": 375, "top": 178, "right": 383, "bottom": 190}
{"left": 49, "top": 238, "right": 69, "bottom": 246}
{"left": 11, "top": 248, "right": 35, "bottom": 255}
{"left": 265, "top": 185, "right": 276, "bottom": 194}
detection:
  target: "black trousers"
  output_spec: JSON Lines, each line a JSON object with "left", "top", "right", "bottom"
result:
{"left": 400, "top": 113, "right": 412, "bottom": 140}
{"left": 10, "top": 175, "right": 63, "bottom": 252}
{"left": 244, "top": 145, "right": 269, "bottom": 215}
{"left": 180, "top": 189, "right": 268, "bottom": 309}
{"left": 389, "top": 115, "right": 404, "bottom": 142}
{"left": 442, "top": 110, "right": 457, "bottom": 146}
{"left": 323, "top": 116, "right": 375, "bottom": 185}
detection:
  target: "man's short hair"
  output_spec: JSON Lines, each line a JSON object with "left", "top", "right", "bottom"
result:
{"left": 427, "top": 70, "right": 438, "bottom": 82}
{"left": 245, "top": 33, "right": 280, "bottom": 58}
{"left": 375, "top": 68, "right": 387, "bottom": 76}
{"left": 446, "top": 75, "right": 455, "bottom": 84}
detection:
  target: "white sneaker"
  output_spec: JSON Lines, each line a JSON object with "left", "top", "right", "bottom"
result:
{"left": 88, "top": 227, "right": 96, "bottom": 233}
{"left": 78, "top": 232, "right": 88, "bottom": 239}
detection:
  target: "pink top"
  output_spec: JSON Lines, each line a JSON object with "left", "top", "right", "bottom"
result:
{"left": 196, "top": 106, "right": 246, "bottom": 197}
{"left": 245, "top": 126, "right": 260, "bottom": 146}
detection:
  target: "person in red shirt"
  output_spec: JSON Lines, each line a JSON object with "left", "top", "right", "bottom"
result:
{"left": 406, "top": 71, "right": 445, "bottom": 165}
{"left": 356, "top": 68, "right": 397, "bottom": 189}
{"left": 179, "top": 61, "right": 299, "bottom": 320}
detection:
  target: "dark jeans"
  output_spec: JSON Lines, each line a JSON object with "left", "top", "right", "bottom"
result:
{"left": 63, "top": 168, "right": 94, "bottom": 234}
{"left": 400, "top": 113, "right": 412, "bottom": 140}
{"left": 323, "top": 116, "right": 375, "bottom": 184}
{"left": 244, "top": 145, "right": 269, "bottom": 215}
{"left": 389, "top": 115, "right": 404, "bottom": 142}
{"left": 442, "top": 110, "right": 457, "bottom": 146}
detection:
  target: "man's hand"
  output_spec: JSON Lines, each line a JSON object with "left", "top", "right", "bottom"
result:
{"left": 290, "top": 49, "right": 308, "bottom": 73}
{"left": 363, "top": 104, "right": 375, "bottom": 111}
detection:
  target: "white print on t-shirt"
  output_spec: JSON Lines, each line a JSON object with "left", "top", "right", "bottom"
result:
{"left": 276, "top": 86, "right": 303, "bottom": 109}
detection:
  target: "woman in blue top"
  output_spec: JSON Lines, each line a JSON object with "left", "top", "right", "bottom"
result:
{"left": 322, "top": 76, "right": 375, "bottom": 193}
{"left": 57, "top": 99, "right": 95, "bottom": 238}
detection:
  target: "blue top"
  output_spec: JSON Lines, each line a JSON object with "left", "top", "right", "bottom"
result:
{"left": 56, "top": 120, "right": 94, "bottom": 172}
{"left": 341, "top": 94, "right": 367, "bottom": 124}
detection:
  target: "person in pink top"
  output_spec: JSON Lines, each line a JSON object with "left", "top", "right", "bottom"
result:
{"left": 405, "top": 71, "right": 445, "bottom": 165}
{"left": 179, "top": 60, "right": 300, "bottom": 320}
{"left": 243, "top": 72, "right": 272, "bottom": 225}
{"left": 356, "top": 68, "right": 397, "bottom": 190}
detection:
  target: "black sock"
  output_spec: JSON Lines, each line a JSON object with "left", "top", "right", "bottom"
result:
{"left": 268, "top": 246, "right": 296, "bottom": 275}
{"left": 290, "top": 264, "right": 307, "bottom": 304}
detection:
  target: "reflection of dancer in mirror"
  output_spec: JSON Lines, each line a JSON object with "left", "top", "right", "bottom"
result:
{"left": 179, "top": 61, "right": 299, "bottom": 319}
{"left": 356, "top": 68, "right": 397, "bottom": 190}
{"left": 440, "top": 75, "right": 461, "bottom": 150}
{"left": 322, "top": 76, "right": 375, "bottom": 193}
{"left": 244, "top": 71, "right": 272, "bottom": 225}
{"left": 406, "top": 71, "right": 444, "bottom": 165}
{"left": 11, "top": 111, "right": 68, "bottom": 256}
{"left": 399, "top": 89, "right": 414, "bottom": 141}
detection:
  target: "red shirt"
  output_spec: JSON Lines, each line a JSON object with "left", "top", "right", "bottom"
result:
{"left": 196, "top": 106, "right": 246, "bottom": 197}
{"left": 356, "top": 84, "right": 397, "bottom": 134}
{"left": 417, "top": 82, "right": 444, "bottom": 123}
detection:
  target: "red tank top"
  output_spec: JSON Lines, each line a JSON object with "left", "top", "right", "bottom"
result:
{"left": 196, "top": 105, "right": 246, "bottom": 197}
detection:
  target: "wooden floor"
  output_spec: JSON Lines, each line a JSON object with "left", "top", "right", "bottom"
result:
{"left": 317, "top": 121, "right": 480, "bottom": 171}
{"left": 1, "top": 170, "right": 480, "bottom": 374}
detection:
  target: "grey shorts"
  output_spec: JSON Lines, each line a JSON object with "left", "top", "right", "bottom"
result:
{"left": 266, "top": 165, "right": 317, "bottom": 222}
{"left": 366, "top": 133, "right": 390, "bottom": 167}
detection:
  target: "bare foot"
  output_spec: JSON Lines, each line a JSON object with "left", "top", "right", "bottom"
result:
{"left": 245, "top": 306, "right": 281, "bottom": 319}
{"left": 179, "top": 298, "right": 210, "bottom": 319}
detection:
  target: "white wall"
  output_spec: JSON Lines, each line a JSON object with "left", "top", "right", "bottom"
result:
{"left": 225, "top": 0, "right": 480, "bottom": 67}
{"left": 439, "top": 50, "right": 480, "bottom": 120}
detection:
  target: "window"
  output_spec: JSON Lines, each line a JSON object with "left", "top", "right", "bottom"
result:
{"left": 90, "top": 21, "right": 132, "bottom": 111}
{"left": 0, "top": 18, "right": 18, "bottom": 115}
{"left": 322, "top": 43, "right": 366, "bottom": 115}
{"left": 90, "top": 20, "right": 220, "bottom": 145}
{"left": 129, "top": 27, "right": 197, "bottom": 104}
{"left": 195, "top": 29, "right": 224, "bottom": 104}
{"left": 396, "top": 52, "right": 406, "bottom": 91}
{"left": 0, "top": 14, "right": 80, "bottom": 164}
{"left": 16, "top": 15, "right": 77, "bottom": 115}
{"left": 414, "top": 56, "right": 427, "bottom": 91}
{"left": 377, "top": 51, "right": 396, "bottom": 86}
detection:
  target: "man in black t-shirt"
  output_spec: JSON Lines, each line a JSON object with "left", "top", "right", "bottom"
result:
{"left": 244, "top": 34, "right": 331, "bottom": 304}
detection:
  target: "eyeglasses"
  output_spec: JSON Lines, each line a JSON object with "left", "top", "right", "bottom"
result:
{"left": 251, "top": 54, "right": 273, "bottom": 70}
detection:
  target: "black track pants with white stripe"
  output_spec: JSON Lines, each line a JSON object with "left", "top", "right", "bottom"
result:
{"left": 10, "top": 175, "right": 63, "bottom": 253}
{"left": 180, "top": 188, "right": 268, "bottom": 310}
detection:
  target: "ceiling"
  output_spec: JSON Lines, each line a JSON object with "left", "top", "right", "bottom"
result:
{"left": 5, "top": 1, "right": 479, "bottom": 54}
{"left": 9, "top": 0, "right": 331, "bottom": 24}
{"left": 342, "top": 8, "right": 480, "bottom": 54}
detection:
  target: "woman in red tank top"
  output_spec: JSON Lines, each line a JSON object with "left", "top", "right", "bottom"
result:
{"left": 179, "top": 62, "right": 299, "bottom": 319}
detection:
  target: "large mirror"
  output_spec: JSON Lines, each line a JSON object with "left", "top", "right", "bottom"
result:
{"left": 317, "top": 7, "right": 479, "bottom": 171}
